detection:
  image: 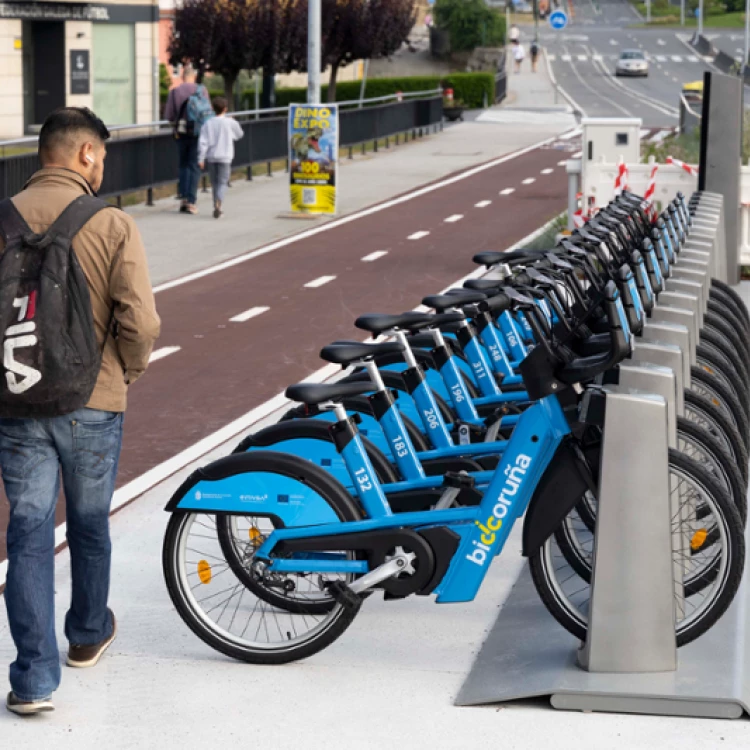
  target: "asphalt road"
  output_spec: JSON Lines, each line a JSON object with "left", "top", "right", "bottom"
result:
{"left": 0, "top": 142, "right": 573, "bottom": 566}
{"left": 538, "top": 0, "right": 714, "bottom": 126}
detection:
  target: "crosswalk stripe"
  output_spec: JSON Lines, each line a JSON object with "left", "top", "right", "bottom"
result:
{"left": 547, "top": 54, "right": 557, "bottom": 61}
{"left": 577, "top": 54, "right": 587, "bottom": 61}
{"left": 561, "top": 54, "right": 572, "bottom": 61}
{"left": 671, "top": 55, "right": 683, "bottom": 62}
{"left": 655, "top": 55, "right": 667, "bottom": 62}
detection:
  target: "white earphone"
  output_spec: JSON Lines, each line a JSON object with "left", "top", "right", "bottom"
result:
{"left": 85, "top": 154, "right": 95, "bottom": 164}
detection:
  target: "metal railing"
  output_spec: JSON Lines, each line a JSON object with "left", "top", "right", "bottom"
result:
{"left": 0, "top": 93, "right": 443, "bottom": 203}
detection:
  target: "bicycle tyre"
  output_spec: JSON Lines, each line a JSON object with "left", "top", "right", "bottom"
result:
{"left": 684, "top": 390, "right": 749, "bottom": 485}
{"left": 697, "top": 333, "right": 750, "bottom": 405}
{"left": 710, "top": 281, "right": 750, "bottom": 325}
{"left": 704, "top": 311, "right": 750, "bottom": 370}
{"left": 689, "top": 364, "right": 750, "bottom": 446}
{"left": 163, "top": 451, "right": 363, "bottom": 664}
{"left": 707, "top": 297, "right": 750, "bottom": 339}
{"left": 530, "top": 449, "right": 744, "bottom": 647}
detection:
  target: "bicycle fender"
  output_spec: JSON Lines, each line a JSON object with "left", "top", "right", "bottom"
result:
{"left": 521, "top": 438, "right": 595, "bottom": 556}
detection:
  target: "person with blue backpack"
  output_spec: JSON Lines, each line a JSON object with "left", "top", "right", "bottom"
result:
{"left": 165, "top": 66, "right": 214, "bottom": 215}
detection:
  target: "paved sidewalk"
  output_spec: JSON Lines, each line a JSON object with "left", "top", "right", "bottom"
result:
{"left": 129, "top": 95, "right": 576, "bottom": 287}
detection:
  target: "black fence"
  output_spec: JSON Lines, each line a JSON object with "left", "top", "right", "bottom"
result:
{"left": 0, "top": 97, "right": 443, "bottom": 202}
{"left": 495, "top": 72, "right": 507, "bottom": 104}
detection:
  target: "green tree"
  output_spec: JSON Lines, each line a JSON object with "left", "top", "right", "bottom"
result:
{"left": 433, "top": 0, "right": 506, "bottom": 52}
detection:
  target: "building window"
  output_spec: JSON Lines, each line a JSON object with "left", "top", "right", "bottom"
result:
{"left": 93, "top": 24, "right": 135, "bottom": 125}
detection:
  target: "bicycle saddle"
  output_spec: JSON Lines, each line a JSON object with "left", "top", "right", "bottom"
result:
{"left": 464, "top": 278, "right": 503, "bottom": 292}
{"left": 473, "top": 249, "right": 546, "bottom": 268}
{"left": 320, "top": 341, "right": 404, "bottom": 366}
{"left": 422, "top": 290, "right": 486, "bottom": 312}
{"left": 285, "top": 381, "right": 375, "bottom": 405}
{"left": 355, "top": 312, "right": 433, "bottom": 336}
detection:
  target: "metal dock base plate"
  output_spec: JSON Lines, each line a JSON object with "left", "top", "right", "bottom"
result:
{"left": 454, "top": 563, "right": 750, "bottom": 719}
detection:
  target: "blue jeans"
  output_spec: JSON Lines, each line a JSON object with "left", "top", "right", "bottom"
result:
{"left": 0, "top": 408, "right": 123, "bottom": 701}
{"left": 177, "top": 136, "right": 200, "bottom": 205}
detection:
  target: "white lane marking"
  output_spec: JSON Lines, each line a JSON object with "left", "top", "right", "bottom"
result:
{"left": 361, "top": 250, "right": 389, "bottom": 261}
{"left": 229, "top": 306, "right": 270, "bottom": 322}
{"left": 657, "top": 38, "right": 666, "bottom": 46}
{"left": 499, "top": 187, "right": 515, "bottom": 195}
{"left": 148, "top": 346, "right": 181, "bottom": 363}
{"left": 475, "top": 200, "right": 492, "bottom": 208}
{"left": 547, "top": 53, "right": 557, "bottom": 60}
{"left": 593, "top": 54, "right": 603, "bottom": 61}
{"left": 572, "top": 151, "right": 583, "bottom": 158}
{"left": 149, "top": 132, "right": 577, "bottom": 295}
{"left": 4, "top": 212, "right": 569, "bottom": 592}
{"left": 540, "top": 168, "right": 554, "bottom": 174}
{"left": 577, "top": 54, "right": 588, "bottom": 61}
{"left": 558, "top": 160, "right": 568, "bottom": 166}
{"left": 688, "top": 55, "right": 698, "bottom": 62}
{"left": 609, "top": 39, "right": 618, "bottom": 45}
{"left": 304, "top": 275, "right": 337, "bottom": 288}
{"left": 561, "top": 54, "right": 572, "bottom": 61}
{"left": 443, "top": 214, "right": 464, "bottom": 223}
{"left": 655, "top": 55, "right": 667, "bottom": 62}
{"left": 671, "top": 55, "right": 683, "bottom": 62}
{"left": 522, "top": 177, "right": 536, "bottom": 185}
{"left": 407, "top": 230, "right": 430, "bottom": 240}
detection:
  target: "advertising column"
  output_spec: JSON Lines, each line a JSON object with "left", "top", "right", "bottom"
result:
{"left": 288, "top": 103, "right": 338, "bottom": 215}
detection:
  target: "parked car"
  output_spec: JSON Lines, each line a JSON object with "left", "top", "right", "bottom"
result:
{"left": 615, "top": 49, "right": 649, "bottom": 77}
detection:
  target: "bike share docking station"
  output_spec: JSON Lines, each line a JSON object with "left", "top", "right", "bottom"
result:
{"left": 456, "top": 189, "right": 750, "bottom": 719}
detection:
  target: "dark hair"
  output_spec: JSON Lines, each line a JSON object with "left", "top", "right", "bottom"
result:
{"left": 39, "top": 107, "right": 110, "bottom": 161}
{"left": 212, "top": 96, "right": 228, "bottom": 115}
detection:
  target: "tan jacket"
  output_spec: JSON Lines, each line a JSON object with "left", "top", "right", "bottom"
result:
{"left": 1, "top": 168, "right": 161, "bottom": 412}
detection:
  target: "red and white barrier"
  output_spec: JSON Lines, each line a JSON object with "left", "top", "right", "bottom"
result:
{"left": 613, "top": 159, "right": 629, "bottom": 196}
{"left": 666, "top": 156, "right": 698, "bottom": 177}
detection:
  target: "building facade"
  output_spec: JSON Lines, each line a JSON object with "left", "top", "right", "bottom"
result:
{"left": 0, "top": 0, "right": 159, "bottom": 138}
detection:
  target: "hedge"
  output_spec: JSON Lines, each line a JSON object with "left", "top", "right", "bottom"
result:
{"left": 161, "top": 72, "right": 496, "bottom": 112}
{"left": 239, "top": 73, "right": 495, "bottom": 110}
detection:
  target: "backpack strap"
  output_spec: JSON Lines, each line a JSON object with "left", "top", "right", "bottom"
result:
{"left": 0, "top": 198, "right": 34, "bottom": 245}
{"left": 45, "top": 194, "right": 110, "bottom": 247}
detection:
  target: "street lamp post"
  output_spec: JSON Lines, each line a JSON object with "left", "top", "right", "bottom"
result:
{"left": 744, "top": 0, "right": 750, "bottom": 71}
{"left": 308, "top": 0, "right": 322, "bottom": 104}
{"left": 698, "top": 0, "right": 704, "bottom": 36}
{"left": 646, "top": 0, "right": 651, "bottom": 23}
{"left": 680, "top": 0, "right": 685, "bottom": 26}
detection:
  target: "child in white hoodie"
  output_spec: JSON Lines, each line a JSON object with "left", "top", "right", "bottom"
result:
{"left": 198, "top": 97, "right": 244, "bottom": 218}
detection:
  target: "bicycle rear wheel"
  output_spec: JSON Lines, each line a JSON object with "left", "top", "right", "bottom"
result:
{"left": 530, "top": 450, "right": 745, "bottom": 647}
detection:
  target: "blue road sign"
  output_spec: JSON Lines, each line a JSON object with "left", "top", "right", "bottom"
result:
{"left": 549, "top": 9, "right": 568, "bottom": 29}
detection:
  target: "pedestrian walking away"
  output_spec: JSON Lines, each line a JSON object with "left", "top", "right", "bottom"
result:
{"left": 530, "top": 40, "right": 539, "bottom": 73}
{"left": 164, "top": 66, "right": 207, "bottom": 216}
{"left": 512, "top": 39, "right": 525, "bottom": 74}
{"left": 509, "top": 23, "right": 520, "bottom": 43}
{"left": 198, "top": 97, "right": 245, "bottom": 219}
{"left": 0, "top": 107, "right": 161, "bottom": 716}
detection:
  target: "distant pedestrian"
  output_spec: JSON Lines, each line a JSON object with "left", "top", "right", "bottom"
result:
{"left": 165, "top": 66, "right": 208, "bottom": 216}
{"left": 512, "top": 39, "right": 525, "bottom": 74}
{"left": 198, "top": 97, "right": 244, "bottom": 219}
{"left": 530, "top": 40, "right": 539, "bottom": 73}
{"left": 509, "top": 23, "right": 520, "bottom": 43}
{"left": 0, "top": 107, "right": 160, "bottom": 715}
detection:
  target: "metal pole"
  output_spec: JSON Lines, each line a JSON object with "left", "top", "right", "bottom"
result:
{"left": 254, "top": 70, "right": 260, "bottom": 119}
{"left": 506, "top": 5, "right": 510, "bottom": 45}
{"left": 646, "top": 0, "right": 651, "bottom": 23}
{"left": 698, "top": 0, "right": 704, "bottom": 36}
{"left": 358, "top": 59, "right": 370, "bottom": 108}
{"left": 680, "top": 0, "right": 685, "bottom": 26}
{"left": 308, "top": 0, "right": 321, "bottom": 104}
{"left": 744, "top": 0, "right": 750, "bottom": 70}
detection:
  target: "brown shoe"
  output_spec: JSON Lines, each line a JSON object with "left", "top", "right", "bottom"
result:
{"left": 6, "top": 692, "right": 54, "bottom": 716}
{"left": 67, "top": 610, "right": 117, "bottom": 668}
{"left": 186, "top": 204, "right": 199, "bottom": 215}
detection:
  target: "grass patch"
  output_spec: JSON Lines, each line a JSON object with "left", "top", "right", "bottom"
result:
{"left": 632, "top": 3, "right": 746, "bottom": 26}
{"left": 524, "top": 212, "right": 569, "bottom": 251}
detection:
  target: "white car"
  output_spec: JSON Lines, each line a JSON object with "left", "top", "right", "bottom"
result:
{"left": 615, "top": 49, "right": 649, "bottom": 77}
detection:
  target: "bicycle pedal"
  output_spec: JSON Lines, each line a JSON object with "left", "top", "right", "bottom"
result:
{"left": 325, "top": 581, "right": 363, "bottom": 612}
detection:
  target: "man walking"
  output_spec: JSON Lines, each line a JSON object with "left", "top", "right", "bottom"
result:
{"left": 512, "top": 39, "right": 526, "bottom": 74}
{"left": 165, "top": 66, "right": 201, "bottom": 215}
{"left": 0, "top": 107, "right": 160, "bottom": 715}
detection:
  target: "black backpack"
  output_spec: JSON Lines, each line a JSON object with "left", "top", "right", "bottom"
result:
{"left": 0, "top": 195, "right": 111, "bottom": 417}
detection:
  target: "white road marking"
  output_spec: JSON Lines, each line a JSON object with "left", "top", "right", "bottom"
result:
{"left": 540, "top": 168, "right": 554, "bottom": 174}
{"left": 547, "top": 53, "right": 557, "bottom": 61}
{"left": 657, "top": 38, "right": 666, "bottom": 46}
{"left": 229, "top": 305, "right": 270, "bottom": 322}
{"left": 609, "top": 39, "right": 619, "bottom": 45}
{"left": 475, "top": 200, "right": 492, "bottom": 208}
{"left": 522, "top": 177, "right": 536, "bottom": 185}
{"left": 443, "top": 214, "right": 464, "bottom": 223}
{"left": 577, "top": 54, "right": 588, "bottom": 61}
{"left": 149, "top": 131, "right": 577, "bottom": 295}
{"left": 148, "top": 346, "right": 181, "bottom": 363}
{"left": 593, "top": 54, "right": 603, "bottom": 61}
{"left": 572, "top": 151, "right": 583, "bottom": 158}
{"left": 361, "top": 250, "right": 389, "bottom": 261}
{"left": 499, "top": 187, "right": 516, "bottom": 195}
{"left": 561, "top": 54, "right": 572, "bottom": 61}
{"left": 558, "top": 160, "right": 568, "bottom": 166}
{"left": 688, "top": 55, "right": 699, "bottom": 62}
{"left": 304, "top": 275, "right": 337, "bottom": 288}
{"left": 671, "top": 55, "right": 683, "bottom": 63}
{"left": 407, "top": 230, "right": 430, "bottom": 240}
{"left": 655, "top": 55, "right": 667, "bottom": 62}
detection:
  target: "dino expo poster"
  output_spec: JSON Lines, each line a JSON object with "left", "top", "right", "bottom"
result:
{"left": 289, "top": 103, "right": 338, "bottom": 214}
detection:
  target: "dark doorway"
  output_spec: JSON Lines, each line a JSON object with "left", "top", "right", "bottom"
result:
{"left": 31, "top": 21, "right": 65, "bottom": 126}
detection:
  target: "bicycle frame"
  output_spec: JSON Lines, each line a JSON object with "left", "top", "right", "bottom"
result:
{"left": 252, "top": 394, "right": 572, "bottom": 603}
